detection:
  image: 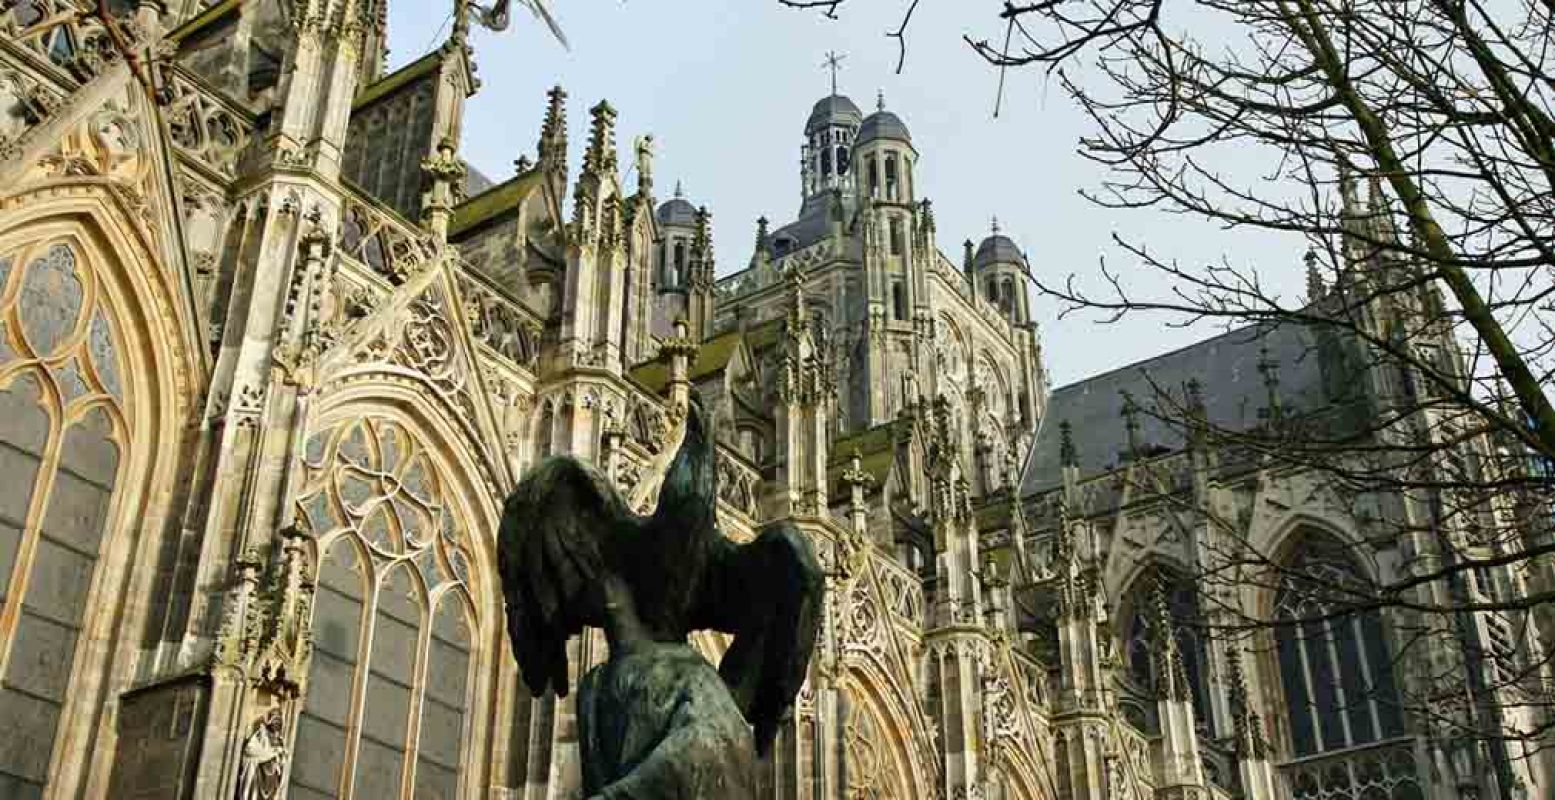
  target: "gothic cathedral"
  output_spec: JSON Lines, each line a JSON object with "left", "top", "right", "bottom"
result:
{"left": 0, "top": 2, "right": 1547, "bottom": 800}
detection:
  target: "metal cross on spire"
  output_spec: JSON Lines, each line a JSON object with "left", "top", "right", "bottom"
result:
{"left": 822, "top": 51, "right": 846, "bottom": 96}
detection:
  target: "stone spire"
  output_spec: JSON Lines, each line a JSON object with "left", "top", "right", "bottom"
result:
{"left": 538, "top": 85, "right": 568, "bottom": 172}
{"left": 1305, "top": 247, "right": 1326, "bottom": 301}
{"left": 1120, "top": 390, "right": 1141, "bottom": 457}
{"left": 755, "top": 216, "right": 770, "bottom": 255}
{"left": 686, "top": 207, "right": 715, "bottom": 339}
{"left": 582, "top": 100, "right": 619, "bottom": 177}
{"left": 1368, "top": 174, "right": 1399, "bottom": 245}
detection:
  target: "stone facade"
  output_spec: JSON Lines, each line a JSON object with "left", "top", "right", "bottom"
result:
{"left": 0, "top": 3, "right": 1550, "bottom": 800}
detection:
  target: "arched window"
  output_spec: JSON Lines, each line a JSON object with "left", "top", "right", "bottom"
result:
{"left": 889, "top": 218, "right": 904, "bottom": 256}
{"left": 672, "top": 240, "right": 687, "bottom": 288}
{"left": 821, "top": 147, "right": 833, "bottom": 177}
{"left": 891, "top": 282, "right": 908, "bottom": 321}
{"left": 1121, "top": 569, "right": 1212, "bottom": 735}
{"left": 0, "top": 240, "right": 129, "bottom": 795}
{"left": 291, "top": 417, "right": 480, "bottom": 798}
{"left": 866, "top": 155, "right": 879, "bottom": 197}
{"left": 884, "top": 155, "right": 899, "bottom": 201}
{"left": 835, "top": 145, "right": 849, "bottom": 175}
{"left": 1274, "top": 537, "right": 1405, "bottom": 758}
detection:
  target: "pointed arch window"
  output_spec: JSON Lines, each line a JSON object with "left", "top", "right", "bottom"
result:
{"left": 0, "top": 240, "right": 130, "bottom": 795}
{"left": 1274, "top": 538, "right": 1405, "bottom": 758}
{"left": 1120, "top": 569, "right": 1212, "bottom": 735}
{"left": 291, "top": 417, "right": 480, "bottom": 799}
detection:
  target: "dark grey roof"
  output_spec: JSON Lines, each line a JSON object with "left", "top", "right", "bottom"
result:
{"left": 463, "top": 161, "right": 495, "bottom": 197}
{"left": 1022, "top": 321, "right": 1340, "bottom": 495}
{"left": 770, "top": 190, "right": 854, "bottom": 255}
{"left": 657, "top": 197, "right": 698, "bottom": 228}
{"left": 806, "top": 94, "right": 863, "bottom": 133}
{"left": 857, "top": 110, "right": 912, "bottom": 146}
{"left": 974, "top": 234, "right": 1025, "bottom": 269}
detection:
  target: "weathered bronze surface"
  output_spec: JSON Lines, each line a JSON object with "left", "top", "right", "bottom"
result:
{"left": 499, "top": 398, "right": 823, "bottom": 798}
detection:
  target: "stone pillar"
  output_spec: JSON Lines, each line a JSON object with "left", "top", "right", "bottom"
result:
{"left": 1051, "top": 469, "right": 1114, "bottom": 800}
{"left": 1150, "top": 583, "right": 1208, "bottom": 799}
{"left": 773, "top": 266, "right": 829, "bottom": 517}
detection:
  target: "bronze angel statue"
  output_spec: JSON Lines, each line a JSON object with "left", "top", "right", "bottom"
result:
{"left": 499, "top": 397, "right": 823, "bottom": 798}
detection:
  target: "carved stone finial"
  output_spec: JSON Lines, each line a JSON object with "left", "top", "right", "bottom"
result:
{"left": 583, "top": 99, "right": 618, "bottom": 176}
{"left": 1119, "top": 390, "right": 1141, "bottom": 455}
{"left": 538, "top": 85, "right": 568, "bottom": 170}
{"left": 1305, "top": 247, "right": 1325, "bottom": 301}
{"left": 1257, "top": 343, "right": 1282, "bottom": 423}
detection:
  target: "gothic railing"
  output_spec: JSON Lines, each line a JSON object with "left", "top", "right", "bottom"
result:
{"left": 873, "top": 552, "right": 924, "bottom": 623}
{"left": 338, "top": 185, "right": 438, "bottom": 284}
{"left": 457, "top": 271, "right": 542, "bottom": 373}
{"left": 162, "top": 66, "right": 253, "bottom": 179}
{"left": 1114, "top": 718, "right": 1156, "bottom": 791}
{"left": 714, "top": 448, "right": 761, "bottom": 520}
{"left": 0, "top": 0, "right": 121, "bottom": 83}
{"left": 1278, "top": 738, "right": 1422, "bottom": 800}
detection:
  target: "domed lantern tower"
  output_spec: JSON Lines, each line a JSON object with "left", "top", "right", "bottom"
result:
{"left": 801, "top": 93, "right": 863, "bottom": 213}
{"left": 973, "top": 218, "right": 1033, "bottom": 325}
{"left": 854, "top": 92, "right": 917, "bottom": 205}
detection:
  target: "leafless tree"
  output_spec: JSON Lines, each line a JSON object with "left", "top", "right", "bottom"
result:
{"left": 782, "top": 0, "right": 1555, "bottom": 795}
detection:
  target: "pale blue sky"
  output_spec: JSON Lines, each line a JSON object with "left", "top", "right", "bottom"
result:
{"left": 387, "top": 2, "right": 1305, "bottom": 387}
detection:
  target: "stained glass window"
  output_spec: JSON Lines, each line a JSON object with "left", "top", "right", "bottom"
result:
{"left": 291, "top": 417, "right": 480, "bottom": 799}
{"left": 0, "top": 240, "right": 129, "bottom": 796}
{"left": 1274, "top": 536, "right": 1405, "bottom": 757}
{"left": 1120, "top": 569, "right": 1212, "bottom": 735}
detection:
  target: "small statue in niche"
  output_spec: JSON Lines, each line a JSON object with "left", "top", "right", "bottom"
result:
{"left": 236, "top": 708, "right": 286, "bottom": 800}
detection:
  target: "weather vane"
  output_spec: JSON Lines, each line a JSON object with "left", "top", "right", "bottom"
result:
{"left": 822, "top": 51, "right": 846, "bottom": 96}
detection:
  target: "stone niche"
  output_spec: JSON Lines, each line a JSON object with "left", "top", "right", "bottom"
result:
{"left": 106, "top": 674, "right": 210, "bottom": 800}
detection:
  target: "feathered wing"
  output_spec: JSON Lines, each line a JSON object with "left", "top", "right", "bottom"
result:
{"left": 498, "top": 457, "right": 642, "bottom": 698}
{"left": 693, "top": 521, "right": 825, "bottom": 755}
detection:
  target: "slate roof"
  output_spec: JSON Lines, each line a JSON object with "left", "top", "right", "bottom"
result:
{"left": 657, "top": 197, "right": 698, "bottom": 228}
{"left": 769, "top": 204, "right": 834, "bottom": 254}
{"left": 974, "top": 234, "right": 1026, "bottom": 269}
{"left": 857, "top": 110, "right": 912, "bottom": 146}
{"left": 1021, "top": 321, "right": 1338, "bottom": 495}
{"left": 806, "top": 94, "right": 864, "bottom": 133}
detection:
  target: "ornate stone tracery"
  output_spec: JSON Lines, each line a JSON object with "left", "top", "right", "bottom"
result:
{"left": 288, "top": 412, "right": 484, "bottom": 798}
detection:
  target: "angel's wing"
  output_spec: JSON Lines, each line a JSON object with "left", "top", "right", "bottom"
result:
{"left": 693, "top": 521, "right": 825, "bottom": 755}
{"left": 498, "top": 456, "right": 641, "bottom": 698}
